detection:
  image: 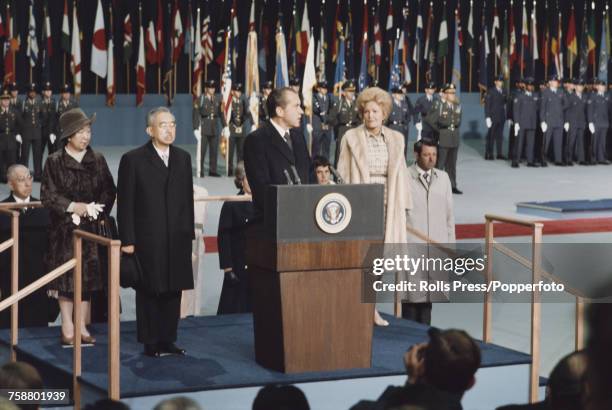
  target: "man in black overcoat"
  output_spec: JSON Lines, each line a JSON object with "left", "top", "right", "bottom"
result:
{"left": 117, "top": 107, "right": 194, "bottom": 357}
{"left": 243, "top": 87, "right": 311, "bottom": 219}
{"left": 0, "top": 164, "right": 58, "bottom": 328}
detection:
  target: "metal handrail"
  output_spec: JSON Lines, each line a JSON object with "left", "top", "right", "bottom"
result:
{"left": 0, "top": 204, "right": 121, "bottom": 409}
{"left": 194, "top": 194, "right": 252, "bottom": 202}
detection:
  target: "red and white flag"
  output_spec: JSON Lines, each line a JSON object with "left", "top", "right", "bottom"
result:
{"left": 136, "top": 22, "right": 146, "bottom": 106}
{"left": 146, "top": 20, "right": 157, "bottom": 64}
{"left": 91, "top": 0, "right": 107, "bottom": 78}
{"left": 192, "top": 8, "right": 203, "bottom": 98}
{"left": 71, "top": 4, "right": 82, "bottom": 96}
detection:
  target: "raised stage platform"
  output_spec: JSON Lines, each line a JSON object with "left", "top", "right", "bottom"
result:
{"left": 0, "top": 313, "right": 533, "bottom": 409}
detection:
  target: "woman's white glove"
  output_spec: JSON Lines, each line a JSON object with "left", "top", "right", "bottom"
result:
{"left": 86, "top": 202, "right": 105, "bottom": 220}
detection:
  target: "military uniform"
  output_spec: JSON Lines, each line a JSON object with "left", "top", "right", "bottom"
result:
{"left": 484, "top": 81, "right": 508, "bottom": 159}
{"left": 513, "top": 86, "right": 539, "bottom": 166}
{"left": 55, "top": 85, "right": 79, "bottom": 142}
{"left": 329, "top": 81, "right": 359, "bottom": 165}
{"left": 225, "top": 84, "right": 251, "bottom": 175}
{"left": 539, "top": 85, "right": 566, "bottom": 165}
{"left": 259, "top": 82, "right": 273, "bottom": 123}
{"left": 20, "top": 85, "right": 45, "bottom": 179}
{"left": 193, "top": 83, "right": 222, "bottom": 176}
{"left": 388, "top": 88, "right": 414, "bottom": 158}
{"left": 414, "top": 89, "right": 437, "bottom": 141}
{"left": 425, "top": 87, "right": 462, "bottom": 190}
{"left": 564, "top": 89, "right": 587, "bottom": 164}
{"left": 0, "top": 90, "right": 21, "bottom": 182}
{"left": 40, "top": 82, "right": 57, "bottom": 155}
{"left": 587, "top": 87, "right": 611, "bottom": 164}
{"left": 312, "top": 84, "right": 332, "bottom": 159}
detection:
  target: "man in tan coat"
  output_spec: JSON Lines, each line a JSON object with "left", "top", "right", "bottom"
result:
{"left": 404, "top": 139, "right": 455, "bottom": 324}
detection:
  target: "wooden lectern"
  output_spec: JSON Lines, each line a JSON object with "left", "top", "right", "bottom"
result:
{"left": 247, "top": 184, "right": 384, "bottom": 373}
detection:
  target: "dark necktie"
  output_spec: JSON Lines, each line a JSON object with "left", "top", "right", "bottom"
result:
{"left": 284, "top": 131, "right": 293, "bottom": 152}
{"left": 423, "top": 172, "right": 430, "bottom": 184}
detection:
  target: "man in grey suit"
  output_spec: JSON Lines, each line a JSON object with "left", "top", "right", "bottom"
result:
{"left": 193, "top": 80, "right": 222, "bottom": 177}
{"left": 404, "top": 139, "right": 455, "bottom": 325}
{"left": 539, "top": 76, "right": 566, "bottom": 166}
{"left": 587, "top": 80, "right": 610, "bottom": 165}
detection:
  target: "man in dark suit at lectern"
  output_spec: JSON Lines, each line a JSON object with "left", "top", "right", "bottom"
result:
{"left": 243, "top": 87, "right": 311, "bottom": 219}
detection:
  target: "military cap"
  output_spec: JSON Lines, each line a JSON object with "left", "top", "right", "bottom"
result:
{"left": 317, "top": 81, "right": 329, "bottom": 89}
{"left": 425, "top": 82, "right": 437, "bottom": 90}
{"left": 593, "top": 79, "right": 606, "bottom": 86}
{"left": 27, "top": 83, "right": 38, "bottom": 93}
{"left": 232, "top": 83, "right": 243, "bottom": 91}
{"left": 7, "top": 82, "right": 18, "bottom": 92}
{"left": 42, "top": 81, "right": 53, "bottom": 91}
{"left": 548, "top": 75, "right": 560, "bottom": 82}
{"left": 391, "top": 87, "right": 403, "bottom": 94}
{"left": 289, "top": 77, "right": 301, "bottom": 86}
{"left": 341, "top": 80, "right": 356, "bottom": 91}
{"left": 0, "top": 88, "right": 11, "bottom": 99}
{"left": 262, "top": 80, "right": 274, "bottom": 89}
{"left": 60, "top": 83, "right": 72, "bottom": 93}
{"left": 204, "top": 80, "right": 216, "bottom": 89}
{"left": 523, "top": 77, "right": 535, "bottom": 86}
{"left": 575, "top": 79, "right": 586, "bottom": 86}
{"left": 442, "top": 83, "right": 456, "bottom": 92}
{"left": 494, "top": 75, "right": 504, "bottom": 82}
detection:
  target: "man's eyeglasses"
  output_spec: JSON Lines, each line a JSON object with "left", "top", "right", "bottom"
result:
{"left": 15, "top": 175, "right": 33, "bottom": 183}
{"left": 157, "top": 122, "right": 176, "bottom": 129}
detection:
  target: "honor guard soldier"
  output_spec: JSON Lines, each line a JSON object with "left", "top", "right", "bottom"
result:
{"left": 425, "top": 83, "right": 462, "bottom": 194}
{"left": 40, "top": 81, "right": 57, "bottom": 155}
{"left": 587, "top": 80, "right": 611, "bottom": 164}
{"left": 329, "top": 79, "right": 359, "bottom": 165}
{"left": 484, "top": 75, "right": 508, "bottom": 160}
{"left": 225, "top": 83, "right": 251, "bottom": 176}
{"left": 564, "top": 79, "right": 588, "bottom": 165}
{"left": 259, "top": 81, "right": 274, "bottom": 123}
{"left": 388, "top": 87, "right": 412, "bottom": 158}
{"left": 512, "top": 78, "right": 540, "bottom": 167}
{"left": 312, "top": 81, "right": 332, "bottom": 159}
{"left": 0, "top": 88, "right": 21, "bottom": 182}
{"left": 539, "top": 75, "right": 566, "bottom": 166}
{"left": 193, "top": 80, "right": 222, "bottom": 177}
{"left": 7, "top": 82, "right": 22, "bottom": 114}
{"left": 414, "top": 82, "right": 438, "bottom": 141}
{"left": 289, "top": 77, "right": 301, "bottom": 94}
{"left": 20, "top": 83, "right": 44, "bottom": 180}
{"left": 55, "top": 84, "right": 79, "bottom": 141}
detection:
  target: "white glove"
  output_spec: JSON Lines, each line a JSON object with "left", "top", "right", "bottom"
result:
{"left": 193, "top": 129, "right": 201, "bottom": 142}
{"left": 221, "top": 126, "right": 230, "bottom": 139}
{"left": 485, "top": 117, "right": 492, "bottom": 128}
{"left": 16, "top": 134, "right": 22, "bottom": 144}
{"left": 415, "top": 122, "right": 423, "bottom": 131}
{"left": 507, "top": 119, "right": 513, "bottom": 126}
{"left": 589, "top": 123, "right": 595, "bottom": 134}
{"left": 540, "top": 122, "right": 548, "bottom": 133}
{"left": 85, "top": 202, "right": 105, "bottom": 220}
{"left": 49, "top": 133, "right": 56, "bottom": 144}
{"left": 306, "top": 124, "right": 313, "bottom": 134}
{"left": 563, "top": 123, "right": 569, "bottom": 132}
{"left": 71, "top": 214, "right": 81, "bottom": 226}
{"left": 514, "top": 123, "right": 520, "bottom": 136}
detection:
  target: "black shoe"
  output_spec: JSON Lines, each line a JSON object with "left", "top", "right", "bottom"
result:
{"left": 159, "top": 343, "right": 186, "bottom": 356}
{"left": 554, "top": 162, "right": 565, "bottom": 166}
{"left": 541, "top": 161, "right": 548, "bottom": 167}
{"left": 579, "top": 161, "right": 589, "bottom": 165}
{"left": 452, "top": 188, "right": 463, "bottom": 195}
{"left": 511, "top": 162, "right": 519, "bottom": 168}
{"left": 526, "top": 162, "right": 539, "bottom": 167}
{"left": 144, "top": 343, "right": 160, "bottom": 358}
{"left": 566, "top": 161, "right": 574, "bottom": 166}
{"left": 484, "top": 154, "right": 493, "bottom": 160}
{"left": 599, "top": 160, "right": 611, "bottom": 165}
{"left": 209, "top": 172, "right": 221, "bottom": 177}
{"left": 589, "top": 161, "right": 597, "bottom": 165}
{"left": 497, "top": 155, "right": 507, "bottom": 160}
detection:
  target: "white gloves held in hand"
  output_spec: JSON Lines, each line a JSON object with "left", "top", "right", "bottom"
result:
{"left": 306, "top": 124, "right": 313, "bottom": 134}
{"left": 221, "top": 126, "right": 230, "bottom": 139}
{"left": 415, "top": 122, "right": 423, "bottom": 131}
{"left": 541, "top": 122, "right": 548, "bottom": 133}
{"left": 193, "top": 129, "right": 201, "bottom": 142}
{"left": 514, "top": 123, "right": 520, "bottom": 136}
{"left": 86, "top": 202, "right": 105, "bottom": 220}
{"left": 50, "top": 133, "right": 56, "bottom": 144}
{"left": 485, "top": 117, "right": 492, "bottom": 129}
{"left": 16, "top": 134, "right": 22, "bottom": 144}
{"left": 589, "top": 123, "right": 595, "bottom": 134}
{"left": 563, "top": 123, "right": 569, "bottom": 132}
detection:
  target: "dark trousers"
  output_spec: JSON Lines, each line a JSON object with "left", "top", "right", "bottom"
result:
{"left": 312, "top": 130, "right": 331, "bottom": 160}
{"left": 0, "top": 143, "right": 17, "bottom": 182}
{"left": 401, "top": 302, "right": 432, "bottom": 325}
{"left": 567, "top": 127, "right": 585, "bottom": 162}
{"left": 228, "top": 134, "right": 245, "bottom": 174}
{"left": 592, "top": 128, "right": 609, "bottom": 162}
{"left": 543, "top": 127, "right": 563, "bottom": 163}
{"left": 437, "top": 146, "right": 458, "bottom": 189}
{"left": 486, "top": 122, "right": 505, "bottom": 157}
{"left": 200, "top": 133, "right": 218, "bottom": 176}
{"left": 20, "top": 138, "right": 43, "bottom": 178}
{"left": 515, "top": 129, "right": 535, "bottom": 164}
{"left": 135, "top": 290, "right": 181, "bottom": 345}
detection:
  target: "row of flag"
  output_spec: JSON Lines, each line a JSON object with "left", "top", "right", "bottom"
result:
{"left": 1, "top": 0, "right": 611, "bottom": 109}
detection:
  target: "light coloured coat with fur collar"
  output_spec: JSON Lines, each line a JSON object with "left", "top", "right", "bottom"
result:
{"left": 337, "top": 125, "right": 413, "bottom": 244}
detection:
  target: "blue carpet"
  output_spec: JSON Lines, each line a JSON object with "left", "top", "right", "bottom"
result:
{"left": 517, "top": 199, "right": 612, "bottom": 213}
{"left": 0, "top": 314, "right": 531, "bottom": 398}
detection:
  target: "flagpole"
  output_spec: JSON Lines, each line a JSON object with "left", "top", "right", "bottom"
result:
{"left": 520, "top": 0, "right": 525, "bottom": 79}
{"left": 569, "top": 5, "right": 573, "bottom": 79}
{"left": 468, "top": 1, "right": 473, "bottom": 92}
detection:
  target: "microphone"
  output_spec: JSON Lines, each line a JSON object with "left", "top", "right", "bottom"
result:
{"left": 290, "top": 165, "right": 302, "bottom": 185}
{"left": 329, "top": 165, "right": 344, "bottom": 184}
{"left": 283, "top": 169, "right": 294, "bottom": 185}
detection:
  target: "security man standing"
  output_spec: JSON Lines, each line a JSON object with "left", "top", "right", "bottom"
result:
{"left": 564, "top": 79, "right": 588, "bottom": 165}
{"left": 414, "top": 82, "right": 437, "bottom": 141}
{"left": 225, "top": 83, "right": 251, "bottom": 176}
{"left": 587, "top": 80, "right": 611, "bottom": 165}
{"left": 55, "top": 84, "right": 79, "bottom": 142}
{"left": 484, "top": 75, "right": 508, "bottom": 160}
{"left": 0, "top": 88, "right": 21, "bottom": 183}
{"left": 40, "top": 82, "right": 57, "bottom": 156}
{"left": 8, "top": 82, "right": 22, "bottom": 114}
{"left": 388, "top": 87, "right": 412, "bottom": 158}
{"left": 329, "top": 80, "right": 359, "bottom": 165}
{"left": 512, "top": 78, "right": 539, "bottom": 167}
{"left": 20, "top": 83, "right": 44, "bottom": 181}
{"left": 193, "top": 80, "right": 222, "bottom": 177}
{"left": 259, "top": 81, "right": 274, "bottom": 123}
{"left": 425, "top": 84, "right": 462, "bottom": 194}
{"left": 312, "top": 81, "right": 332, "bottom": 159}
